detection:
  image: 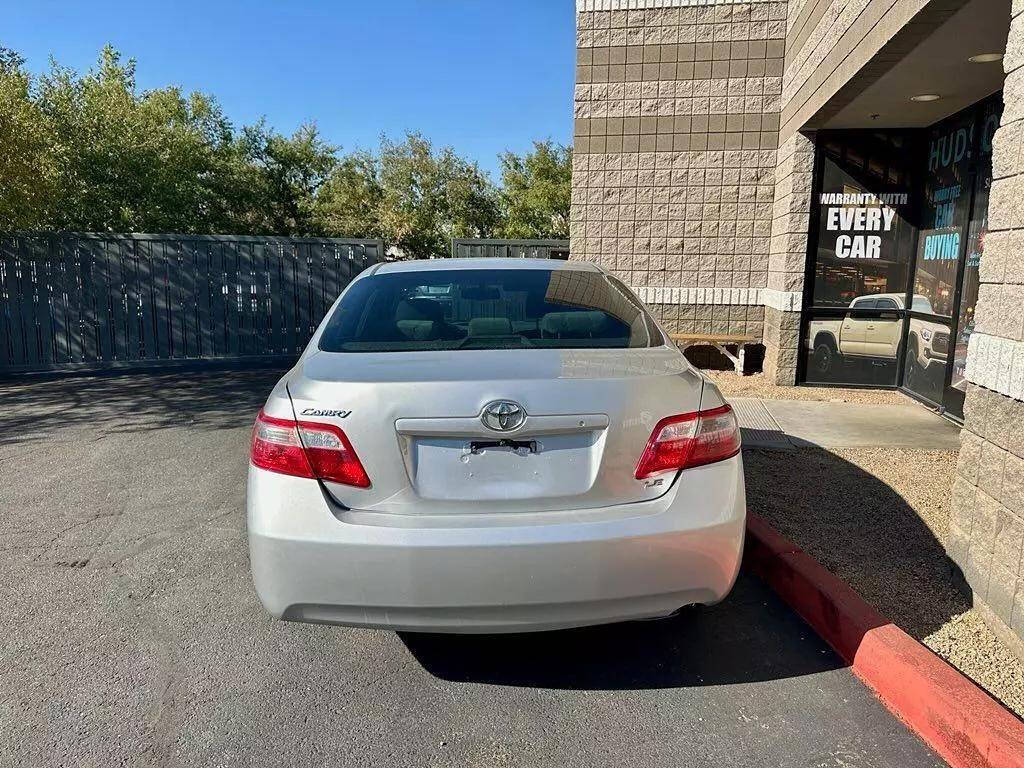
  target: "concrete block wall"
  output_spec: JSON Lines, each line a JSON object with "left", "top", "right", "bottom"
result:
{"left": 762, "top": 131, "right": 813, "bottom": 383}
{"left": 952, "top": 386, "right": 1024, "bottom": 656}
{"left": 569, "top": 0, "right": 813, "bottom": 373}
{"left": 952, "top": 2, "right": 1024, "bottom": 655}
{"left": 571, "top": 0, "right": 786, "bottom": 338}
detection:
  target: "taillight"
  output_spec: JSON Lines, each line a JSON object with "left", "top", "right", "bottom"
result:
{"left": 296, "top": 420, "right": 371, "bottom": 488}
{"left": 251, "top": 409, "right": 370, "bottom": 488}
{"left": 634, "top": 404, "right": 741, "bottom": 479}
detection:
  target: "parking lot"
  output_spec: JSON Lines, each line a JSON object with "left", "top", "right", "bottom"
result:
{"left": 0, "top": 370, "right": 944, "bottom": 767}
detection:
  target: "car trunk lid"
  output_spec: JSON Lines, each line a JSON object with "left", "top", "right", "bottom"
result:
{"left": 286, "top": 347, "right": 704, "bottom": 514}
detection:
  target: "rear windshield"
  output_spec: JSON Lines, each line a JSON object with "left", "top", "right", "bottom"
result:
{"left": 318, "top": 268, "right": 663, "bottom": 352}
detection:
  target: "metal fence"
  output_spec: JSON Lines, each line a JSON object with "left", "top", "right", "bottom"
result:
{"left": 451, "top": 239, "right": 570, "bottom": 260}
{"left": 0, "top": 233, "right": 383, "bottom": 374}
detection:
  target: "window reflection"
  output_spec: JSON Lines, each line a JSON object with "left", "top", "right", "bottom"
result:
{"left": 902, "top": 316, "right": 953, "bottom": 403}
{"left": 803, "top": 305, "right": 901, "bottom": 387}
{"left": 811, "top": 134, "right": 916, "bottom": 309}
{"left": 909, "top": 110, "right": 974, "bottom": 319}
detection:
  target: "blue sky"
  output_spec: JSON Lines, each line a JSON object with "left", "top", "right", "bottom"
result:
{"left": 3, "top": 0, "right": 576, "bottom": 178}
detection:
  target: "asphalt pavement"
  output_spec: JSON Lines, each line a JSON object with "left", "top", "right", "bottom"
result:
{"left": 0, "top": 369, "right": 943, "bottom": 767}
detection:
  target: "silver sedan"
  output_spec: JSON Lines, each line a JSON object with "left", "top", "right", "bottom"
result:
{"left": 247, "top": 258, "right": 745, "bottom": 633}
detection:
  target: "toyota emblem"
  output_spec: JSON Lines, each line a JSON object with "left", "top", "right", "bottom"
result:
{"left": 481, "top": 400, "right": 526, "bottom": 432}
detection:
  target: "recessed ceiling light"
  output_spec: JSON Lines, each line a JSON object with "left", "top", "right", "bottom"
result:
{"left": 968, "top": 53, "right": 1003, "bottom": 63}
{"left": 910, "top": 94, "right": 941, "bottom": 102}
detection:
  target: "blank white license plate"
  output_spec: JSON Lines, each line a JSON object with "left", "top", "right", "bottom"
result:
{"left": 408, "top": 434, "right": 600, "bottom": 501}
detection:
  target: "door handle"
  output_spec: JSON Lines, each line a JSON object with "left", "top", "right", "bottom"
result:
{"left": 867, "top": 325, "right": 876, "bottom": 330}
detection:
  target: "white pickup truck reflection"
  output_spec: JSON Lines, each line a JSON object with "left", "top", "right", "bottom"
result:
{"left": 807, "top": 294, "right": 949, "bottom": 385}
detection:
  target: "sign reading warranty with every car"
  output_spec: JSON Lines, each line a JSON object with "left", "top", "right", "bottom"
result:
{"left": 820, "top": 192, "right": 908, "bottom": 259}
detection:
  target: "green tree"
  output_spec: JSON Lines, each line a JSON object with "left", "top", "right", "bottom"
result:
{"left": 0, "top": 45, "right": 343, "bottom": 235}
{"left": 234, "top": 121, "right": 337, "bottom": 235}
{"left": 0, "top": 46, "right": 23, "bottom": 72}
{"left": 29, "top": 45, "right": 244, "bottom": 233}
{"left": 134, "top": 88, "right": 239, "bottom": 233}
{"left": 312, "top": 149, "right": 383, "bottom": 239}
{"left": 0, "top": 47, "right": 57, "bottom": 230}
{"left": 0, "top": 43, "right": 573, "bottom": 248}
{"left": 376, "top": 132, "right": 500, "bottom": 258}
{"left": 498, "top": 140, "right": 572, "bottom": 239}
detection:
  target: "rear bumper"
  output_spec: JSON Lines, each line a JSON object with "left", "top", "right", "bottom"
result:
{"left": 247, "top": 456, "right": 746, "bottom": 633}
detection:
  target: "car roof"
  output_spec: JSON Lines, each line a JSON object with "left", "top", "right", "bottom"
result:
{"left": 372, "top": 258, "right": 600, "bottom": 275}
{"left": 855, "top": 293, "right": 903, "bottom": 302}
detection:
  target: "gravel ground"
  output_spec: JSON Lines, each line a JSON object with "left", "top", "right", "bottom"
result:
{"left": 744, "top": 445, "right": 1024, "bottom": 718}
{"left": 708, "top": 372, "right": 910, "bottom": 405}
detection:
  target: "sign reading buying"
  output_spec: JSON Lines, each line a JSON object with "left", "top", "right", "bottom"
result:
{"left": 819, "top": 192, "right": 909, "bottom": 259}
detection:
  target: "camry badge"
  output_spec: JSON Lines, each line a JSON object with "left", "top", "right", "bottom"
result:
{"left": 301, "top": 407, "right": 351, "bottom": 419}
{"left": 481, "top": 400, "right": 526, "bottom": 432}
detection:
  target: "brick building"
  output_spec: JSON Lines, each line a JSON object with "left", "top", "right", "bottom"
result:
{"left": 570, "top": 0, "right": 1024, "bottom": 652}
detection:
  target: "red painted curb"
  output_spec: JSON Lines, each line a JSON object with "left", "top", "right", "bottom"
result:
{"left": 743, "top": 512, "right": 1024, "bottom": 768}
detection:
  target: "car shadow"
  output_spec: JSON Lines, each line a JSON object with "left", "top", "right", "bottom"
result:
{"left": 399, "top": 573, "right": 843, "bottom": 689}
{"left": 404, "top": 443, "right": 972, "bottom": 692}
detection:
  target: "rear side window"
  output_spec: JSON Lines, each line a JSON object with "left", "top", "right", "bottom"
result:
{"left": 318, "top": 268, "right": 663, "bottom": 352}
{"left": 911, "top": 295, "right": 935, "bottom": 313}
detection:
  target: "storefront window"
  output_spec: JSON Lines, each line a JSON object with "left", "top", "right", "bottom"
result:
{"left": 799, "top": 94, "right": 1002, "bottom": 413}
{"left": 902, "top": 98, "right": 1000, "bottom": 412}
{"left": 810, "top": 134, "right": 916, "bottom": 310}
{"left": 910, "top": 110, "right": 974, "bottom": 318}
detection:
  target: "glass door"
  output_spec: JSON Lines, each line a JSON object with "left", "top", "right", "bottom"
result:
{"left": 900, "top": 96, "right": 1001, "bottom": 419}
{"left": 798, "top": 131, "right": 919, "bottom": 387}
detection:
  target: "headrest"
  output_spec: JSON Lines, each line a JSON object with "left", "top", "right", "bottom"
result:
{"left": 396, "top": 320, "right": 438, "bottom": 341}
{"left": 396, "top": 298, "right": 445, "bottom": 323}
{"left": 539, "top": 311, "right": 606, "bottom": 337}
